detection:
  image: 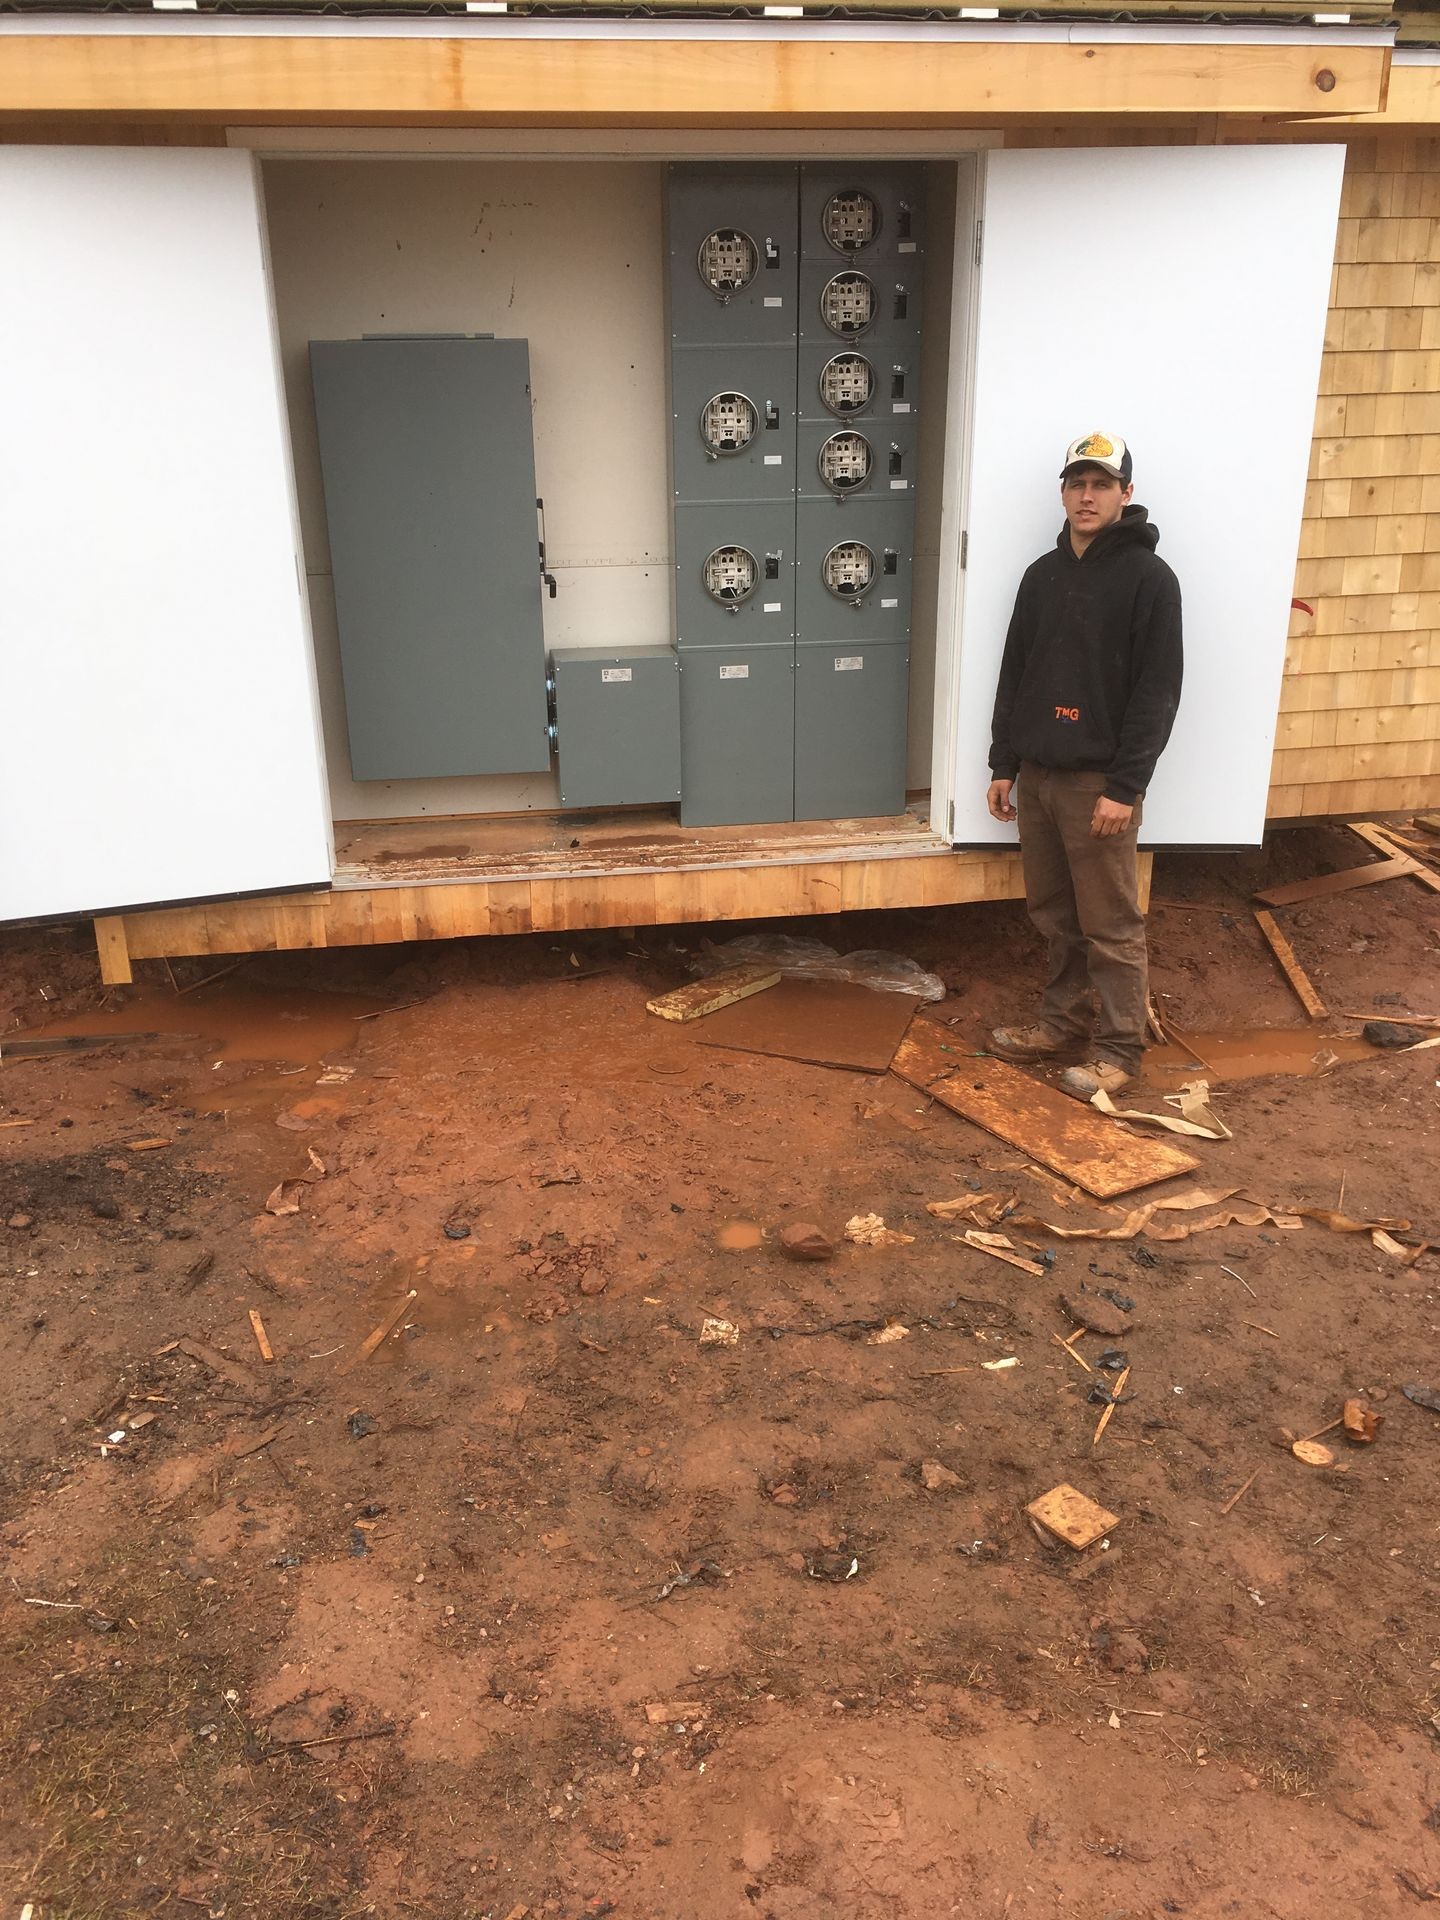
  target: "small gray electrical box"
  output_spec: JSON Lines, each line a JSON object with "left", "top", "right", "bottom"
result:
{"left": 551, "top": 646, "right": 682, "bottom": 809}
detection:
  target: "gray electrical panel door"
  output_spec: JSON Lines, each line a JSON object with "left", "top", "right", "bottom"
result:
{"left": 794, "top": 639, "right": 910, "bottom": 821}
{"left": 309, "top": 335, "right": 551, "bottom": 782}
{"left": 798, "top": 341, "right": 921, "bottom": 427}
{"left": 797, "top": 165, "right": 926, "bottom": 353}
{"left": 679, "top": 645, "right": 795, "bottom": 828}
{"left": 795, "top": 496, "right": 915, "bottom": 641}
{"left": 551, "top": 646, "right": 681, "bottom": 809}
{"left": 674, "top": 501, "right": 794, "bottom": 649}
{"left": 795, "top": 415, "right": 920, "bottom": 501}
{"left": 671, "top": 344, "right": 797, "bottom": 504}
{"left": 667, "top": 167, "right": 798, "bottom": 348}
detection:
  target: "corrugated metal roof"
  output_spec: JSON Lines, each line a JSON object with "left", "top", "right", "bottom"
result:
{"left": 1, "top": 0, "right": 1427, "bottom": 42}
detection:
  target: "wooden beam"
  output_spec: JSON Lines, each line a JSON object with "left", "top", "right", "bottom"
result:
{"left": 93, "top": 915, "right": 133, "bottom": 987}
{"left": 1349, "top": 821, "right": 1440, "bottom": 893}
{"left": 1254, "top": 855, "right": 1417, "bottom": 908}
{"left": 0, "top": 34, "right": 1388, "bottom": 126}
{"left": 1252, "top": 909, "right": 1328, "bottom": 1019}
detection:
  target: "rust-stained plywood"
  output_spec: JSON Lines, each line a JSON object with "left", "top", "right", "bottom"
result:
{"left": 891, "top": 1024, "right": 1199, "bottom": 1200}
{"left": 1026, "top": 1484, "right": 1119, "bottom": 1551}
{"left": 697, "top": 979, "right": 917, "bottom": 1075}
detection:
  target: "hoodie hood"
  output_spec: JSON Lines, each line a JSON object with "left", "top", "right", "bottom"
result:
{"left": 1056, "top": 502, "right": 1159, "bottom": 560}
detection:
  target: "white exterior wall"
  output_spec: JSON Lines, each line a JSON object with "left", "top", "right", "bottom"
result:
{"left": 263, "top": 158, "right": 952, "bottom": 822}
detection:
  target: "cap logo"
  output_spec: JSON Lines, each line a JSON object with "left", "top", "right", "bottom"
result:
{"left": 1075, "top": 434, "right": 1114, "bottom": 458}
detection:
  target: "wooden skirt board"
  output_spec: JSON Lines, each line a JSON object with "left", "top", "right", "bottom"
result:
{"left": 891, "top": 1024, "right": 1199, "bottom": 1199}
{"left": 695, "top": 978, "right": 917, "bottom": 1075}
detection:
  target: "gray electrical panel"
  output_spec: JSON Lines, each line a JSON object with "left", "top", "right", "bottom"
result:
{"left": 679, "top": 646, "right": 795, "bottom": 829}
{"left": 550, "top": 646, "right": 681, "bottom": 809}
{"left": 667, "top": 164, "right": 925, "bottom": 829}
{"left": 794, "top": 640, "right": 910, "bottom": 820}
{"left": 310, "top": 334, "right": 551, "bottom": 783}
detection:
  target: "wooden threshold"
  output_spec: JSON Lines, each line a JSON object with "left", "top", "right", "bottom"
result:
{"left": 90, "top": 802, "right": 1095, "bottom": 985}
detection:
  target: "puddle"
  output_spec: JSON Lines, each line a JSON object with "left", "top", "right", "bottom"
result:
{"left": 30, "top": 986, "right": 390, "bottom": 1068}
{"left": 1146, "top": 1028, "right": 1373, "bottom": 1082}
{"left": 717, "top": 1220, "right": 763, "bottom": 1251}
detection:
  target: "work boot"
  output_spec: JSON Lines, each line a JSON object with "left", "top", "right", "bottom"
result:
{"left": 1059, "top": 1059, "right": 1134, "bottom": 1101}
{"left": 989, "top": 1023, "right": 1086, "bottom": 1064}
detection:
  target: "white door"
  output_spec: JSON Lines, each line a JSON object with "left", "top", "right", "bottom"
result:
{"left": 944, "top": 144, "right": 1345, "bottom": 847}
{"left": 0, "top": 148, "right": 333, "bottom": 922}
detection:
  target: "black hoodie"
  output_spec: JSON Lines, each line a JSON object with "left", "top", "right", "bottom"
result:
{"left": 988, "top": 505, "right": 1183, "bottom": 805}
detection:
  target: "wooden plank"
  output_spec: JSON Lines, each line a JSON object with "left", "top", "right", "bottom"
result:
{"left": 1350, "top": 820, "right": 1440, "bottom": 891}
{"left": 696, "top": 977, "right": 916, "bottom": 1074}
{"left": 646, "top": 963, "right": 780, "bottom": 1024}
{"left": 890, "top": 1024, "right": 1199, "bottom": 1201}
{"left": 1252, "top": 909, "right": 1328, "bottom": 1019}
{"left": 1254, "top": 854, "right": 1417, "bottom": 906}
{"left": 0, "top": 34, "right": 1389, "bottom": 122}
{"left": 93, "top": 916, "right": 133, "bottom": 986}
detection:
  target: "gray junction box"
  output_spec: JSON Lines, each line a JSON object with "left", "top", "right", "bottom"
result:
{"left": 550, "top": 646, "right": 682, "bottom": 810}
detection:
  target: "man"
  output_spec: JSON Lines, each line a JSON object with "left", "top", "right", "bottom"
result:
{"left": 986, "top": 433, "right": 1183, "bottom": 1100}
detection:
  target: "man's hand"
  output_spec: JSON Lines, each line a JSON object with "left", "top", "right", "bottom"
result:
{"left": 987, "top": 779, "right": 1017, "bottom": 823}
{"left": 1091, "top": 795, "right": 1134, "bottom": 838}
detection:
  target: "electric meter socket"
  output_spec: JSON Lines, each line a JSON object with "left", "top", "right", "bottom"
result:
{"left": 700, "top": 391, "right": 759, "bottom": 457}
{"left": 818, "top": 430, "right": 873, "bottom": 495}
{"left": 697, "top": 227, "right": 759, "bottom": 299}
{"left": 822, "top": 189, "right": 881, "bottom": 254}
{"left": 818, "top": 352, "right": 874, "bottom": 417}
{"left": 821, "top": 540, "right": 875, "bottom": 602}
{"left": 702, "top": 544, "right": 759, "bottom": 607}
{"left": 819, "top": 271, "right": 875, "bottom": 337}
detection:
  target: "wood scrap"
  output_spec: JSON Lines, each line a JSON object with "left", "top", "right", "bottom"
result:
{"left": 1254, "top": 854, "right": 1418, "bottom": 908}
{"left": 645, "top": 963, "right": 780, "bottom": 1023}
{"left": 1160, "top": 1020, "right": 1215, "bottom": 1073}
{"left": 338, "top": 1290, "right": 419, "bottom": 1375}
{"left": 222, "top": 1422, "right": 285, "bottom": 1459}
{"left": 1220, "top": 1468, "right": 1260, "bottom": 1516}
{"left": 1026, "top": 1483, "right": 1118, "bottom": 1550}
{"left": 1252, "top": 909, "right": 1327, "bottom": 1019}
{"left": 1052, "top": 1332, "right": 1094, "bottom": 1374}
{"left": 1092, "top": 1365, "right": 1130, "bottom": 1447}
{"left": 891, "top": 1025, "right": 1198, "bottom": 1201}
{"left": 247, "top": 1308, "right": 275, "bottom": 1364}
{"left": 1337, "top": 1010, "right": 1440, "bottom": 1027}
{"left": 958, "top": 1229, "right": 1044, "bottom": 1277}
{"left": 1349, "top": 821, "right": 1440, "bottom": 892}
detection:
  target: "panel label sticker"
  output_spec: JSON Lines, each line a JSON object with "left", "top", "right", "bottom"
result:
{"left": 881, "top": 596, "right": 899, "bottom": 609}
{"left": 764, "top": 296, "right": 784, "bottom": 308}
{"left": 763, "top": 601, "right": 783, "bottom": 612}
{"left": 719, "top": 664, "right": 750, "bottom": 679}
{"left": 898, "top": 241, "right": 918, "bottom": 254}
{"left": 892, "top": 402, "right": 911, "bottom": 414}
{"left": 601, "top": 667, "right": 633, "bottom": 683}
{"left": 890, "top": 479, "right": 908, "bottom": 490}
{"left": 834, "top": 656, "right": 864, "bottom": 671}
{"left": 764, "top": 454, "right": 783, "bottom": 465}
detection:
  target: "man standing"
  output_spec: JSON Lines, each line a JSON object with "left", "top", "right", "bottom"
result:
{"left": 986, "top": 433, "right": 1183, "bottom": 1099}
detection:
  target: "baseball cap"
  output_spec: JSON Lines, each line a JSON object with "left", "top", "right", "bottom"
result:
{"left": 1061, "top": 432, "right": 1132, "bottom": 484}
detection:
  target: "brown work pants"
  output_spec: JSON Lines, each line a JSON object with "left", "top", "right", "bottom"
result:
{"left": 1016, "top": 762, "right": 1148, "bottom": 1072}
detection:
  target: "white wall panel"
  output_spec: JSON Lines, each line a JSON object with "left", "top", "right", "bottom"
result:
{"left": 0, "top": 147, "right": 332, "bottom": 922}
{"left": 945, "top": 144, "right": 1344, "bottom": 847}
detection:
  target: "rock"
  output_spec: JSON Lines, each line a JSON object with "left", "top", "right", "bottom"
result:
{"left": 7, "top": 1212, "right": 33, "bottom": 1230}
{"left": 578, "top": 1271, "right": 609, "bottom": 1296}
{"left": 769, "top": 1485, "right": 799, "bottom": 1507}
{"left": 443, "top": 1222, "right": 471, "bottom": 1240}
{"left": 1060, "top": 1289, "right": 1132, "bottom": 1337}
{"left": 1363, "top": 1019, "right": 1429, "bottom": 1049}
{"left": 920, "top": 1459, "right": 962, "bottom": 1492}
{"left": 779, "top": 1222, "right": 835, "bottom": 1262}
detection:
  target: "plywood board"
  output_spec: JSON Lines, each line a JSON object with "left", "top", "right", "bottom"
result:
{"left": 891, "top": 1024, "right": 1199, "bottom": 1200}
{"left": 1027, "top": 1484, "right": 1119, "bottom": 1551}
{"left": 696, "top": 979, "right": 917, "bottom": 1076}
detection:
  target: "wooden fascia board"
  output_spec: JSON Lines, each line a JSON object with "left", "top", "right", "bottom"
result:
{"left": 0, "top": 32, "right": 1388, "bottom": 125}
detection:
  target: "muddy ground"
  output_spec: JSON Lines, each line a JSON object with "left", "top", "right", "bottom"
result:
{"left": 1, "top": 820, "right": 1438, "bottom": 1920}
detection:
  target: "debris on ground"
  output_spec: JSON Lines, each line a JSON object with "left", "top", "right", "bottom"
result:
{"left": 696, "top": 931, "right": 945, "bottom": 1001}
{"left": 346, "top": 1411, "right": 379, "bottom": 1440}
{"left": 1026, "top": 1484, "right": 1119, "bottom": 1550}
{"left": 1091, "top": 1624, "right": 1149, "bottom": 1675}
{"left": 645, "top": 1700, "right": 704, "bottom": 1726}
{"left": 1091, "top": 1079, "right": 1232, "bottom": 1140}
{"left": 1252, "top": 907, "right": 1328, "bottom": 1020}
{"left": 920, "top": 1459, "right": 962, "bottom": 1490}
{"left": 1292, "top": 1440, "right": 1336, "bottom": 1467}
{"left": 1362, "top": 1019, "right": 1430, "bottom": 1049}
{"left": 980, "top": 1355, "right": 1019, "bottom": 1372}
{"left": 844, "top": 1212, "right": 914, "bottom": 1248}
{"left": 339, "top": 1289, "right": 419, "bottom": 1374}
{"left": 645, "top": 962, "right": 781, "bottom": 1024}
{"left": 1402, "top": 1384, "right": 1440, "bottom": 1415}
{"left": 1342, "top": 1398, "right": 1384, "bottom": 1444}
{"left": 778, "top": 1222, "right": 835, "bottom": 1261}
{"left": 1060, "top": 1288, "right": 1133, "bottom": 1337}
{"left": 697, "top": 978, "right": 916, "bottom": 1075}
{"left": 865, "top": 1319, "right": 909, "bottom": 1345}
{"left": 805, "top": 1548, "right": 860, "bottom": 1581}
{"left": 959, "top": 1229, "right": 1044, "bottom": 1276}
{"left": 699, "top": 1316, "right": 740, "bottom": 1348}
